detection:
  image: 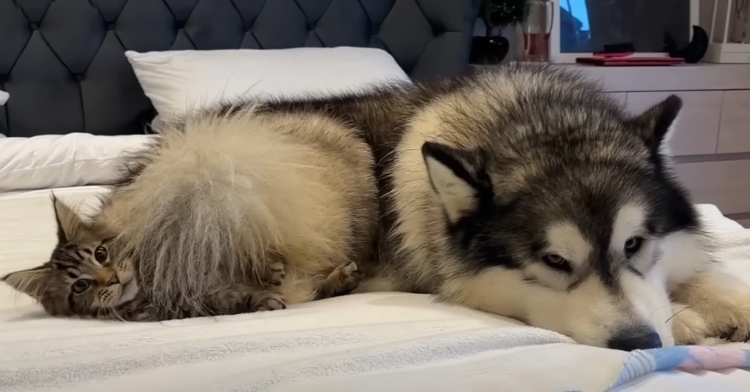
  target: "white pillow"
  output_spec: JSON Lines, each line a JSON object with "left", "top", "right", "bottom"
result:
{"left": 0, "top": 133, "right": 156, "bottom": 192}
{"left": 125, "top": 47, "right": 411, "bottom": 121}
{"left": 0, "top": 48, "right": 407, "bottom": 193}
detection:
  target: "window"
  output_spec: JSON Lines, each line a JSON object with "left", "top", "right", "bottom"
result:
{"left": 550, "top": 0, "right": 700, "bottom": 63}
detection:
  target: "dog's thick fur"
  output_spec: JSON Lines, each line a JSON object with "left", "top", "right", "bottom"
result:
{"left": 7, "top": 63, "right": 750, "bottom": 347}
{"left": 253, "top": 63, "right": 750, "bottom": 349}
{"left": 93, "top": 107, "right": 378, "bottom": 314}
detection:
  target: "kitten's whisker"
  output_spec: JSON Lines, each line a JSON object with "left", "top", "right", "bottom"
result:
{"left": 110, "top": 308, "right": 125, "bottom": 322}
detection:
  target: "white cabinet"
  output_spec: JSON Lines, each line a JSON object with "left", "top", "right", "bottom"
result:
{"left": 673, "top": 159, "right": 750, "bottom": 216}
{"left": 717, "top": 90, "right": 750, "bottom": 154}
{"left": 625, "top": 91, "right": 723, "bottom": 156}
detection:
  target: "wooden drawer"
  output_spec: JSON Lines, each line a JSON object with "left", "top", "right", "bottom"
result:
{"left": 625, "top": 91, "right": 722, "bottom": 156}
{"left": 672, "top": 159, "right": 750, "bottom": 215}
{"left": 717, "top": 90, "right": 750, "bottom": 154}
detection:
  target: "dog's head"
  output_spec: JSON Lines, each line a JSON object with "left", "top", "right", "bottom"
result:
{"left": 422, "top": 93, "right": 705, "bottom": 350}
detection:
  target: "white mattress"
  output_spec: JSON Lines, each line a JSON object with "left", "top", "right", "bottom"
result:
{"left": 2, "top": 186, "right": 750, "bottom": 392}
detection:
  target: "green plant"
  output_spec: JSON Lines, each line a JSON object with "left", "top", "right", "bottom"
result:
{"left": 481, "top": 0, "right": 526, "bottom": 36}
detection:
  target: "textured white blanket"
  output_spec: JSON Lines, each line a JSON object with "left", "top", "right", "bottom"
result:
{"left": 1, "top": 191, "right": 750, "bottom": 392}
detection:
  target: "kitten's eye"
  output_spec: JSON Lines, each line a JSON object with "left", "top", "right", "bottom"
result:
{"left": 542, "top": 254, "right": 573, "bottom": 273}
{"left": 624, "top": 236, "right": 644, "bottom": 258}
{"left": 72, "top": 279, "right": 92, "bottom": 294}
{"left": 94, "top": 246, "right": 108, "bottom": 263}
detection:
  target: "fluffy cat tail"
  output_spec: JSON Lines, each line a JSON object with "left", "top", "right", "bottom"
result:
{"left": 101, "top": 106, "right": 331, "bottom": 313}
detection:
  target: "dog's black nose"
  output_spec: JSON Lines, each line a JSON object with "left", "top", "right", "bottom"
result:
{"left": 607, "top": 331, "right": 662, "bottom": 351}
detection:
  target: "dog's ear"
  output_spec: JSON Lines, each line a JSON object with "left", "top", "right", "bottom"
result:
{"left": 51, "top": 193, "right": 89, "bottom": 243}
{"left": 2, "top": 265, "right": 53, "bottom": 300}
{"left": 421, "top": 141, "right": 490, "bottom": 224}
{"left": 627, "top": 95, "right": 682, "bottom": 156}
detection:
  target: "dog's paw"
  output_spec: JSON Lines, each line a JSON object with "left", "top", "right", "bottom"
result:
{"left": 339, "top": 260, "right": 360, "bottom": 277}
{"left": 267, "top": 261, "right": 286, "bottom": 287}
{"left": 684, "top": 292, "right": 750, "bottom": 343}
{"left": 334, "top": 261, "right": 362, "bottom": 291}
{"left": 713, "top": 296, "right": 750, "bottom": 343}
{"left": 252, "top": 292, "right": 287, "bottom": 312}
{"left": 670, "top": 304, "right": 711, "bottom": 345}
{"left": 671, "top": 269, "right": 750, "bottom": 344}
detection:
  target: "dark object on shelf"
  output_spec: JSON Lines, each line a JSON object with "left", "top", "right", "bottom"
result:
{"left": 576, "top": 55, "right": 685, "bottom": 66}
{"left": 594, "top": 42, "right": 636, "bottom": 55}
{"left": 471, "top": 35, "right": 510, "bottom": 65}
{"left": 471, "top": 0, "right": 525, "bottom": 65}
{"left": 664, "top": 25, "right": 709, "bottom": 64}
{"left": 482, "top": 0, "right": 526, "bottom": 31}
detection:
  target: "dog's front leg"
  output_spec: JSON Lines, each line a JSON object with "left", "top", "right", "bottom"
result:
{"left": 670, "top": 265, "right": 750, "bottom": 344}
{"left": 668, "top": 302, "right": 711, "bottom": 345}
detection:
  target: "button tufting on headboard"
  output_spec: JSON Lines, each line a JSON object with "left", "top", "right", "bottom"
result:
{"left": 0, "top": 0, "right": 480, "bottom": 137}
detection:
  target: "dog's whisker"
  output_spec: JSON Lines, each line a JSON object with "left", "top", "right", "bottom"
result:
{"left": 649, "top": 304, "right": 673, "bottom": 318}
{"left": 665, "top": 305, "right": 693, "bottom": 324}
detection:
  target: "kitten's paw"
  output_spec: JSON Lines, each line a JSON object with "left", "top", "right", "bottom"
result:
{"left": 252, "top": 292, "right": 287, "bottom": 312}
{"left": 267, "top": 261, "right": 286, "bottom": 287}
{"left": 670, "top": 304, "right": 711, "bottom": 345}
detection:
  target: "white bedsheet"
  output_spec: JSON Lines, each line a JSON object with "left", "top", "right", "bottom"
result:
{"left": 1, "top": 186, "right": 750, "bottom": 392}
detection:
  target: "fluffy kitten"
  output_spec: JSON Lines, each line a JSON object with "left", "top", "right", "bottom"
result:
{"left": 3, "top": 196, "right": 359, "bottom": 321}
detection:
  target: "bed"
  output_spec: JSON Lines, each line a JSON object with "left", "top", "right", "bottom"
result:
{"left": 2, "top": 1, "right": 750, "bottom": 391}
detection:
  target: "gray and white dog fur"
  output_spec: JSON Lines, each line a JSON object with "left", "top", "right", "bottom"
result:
{"left": 256, "top": 63, "right": 750, "bottom": 350}
{"left": 7, "top": 63, "right": 750, "bottom": 348}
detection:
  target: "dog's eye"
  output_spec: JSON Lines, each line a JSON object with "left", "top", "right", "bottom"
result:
{"left": 624, "top": 236, "right": 644, "bottom": 257}
{"left": 94, "top": 246, "right": 108, "bottom": 263}
{"left": 72, "top": 279, "right": 92, "bottom": 294}
{"left": 542, "top": 254, "right": 573, "bottom": 273}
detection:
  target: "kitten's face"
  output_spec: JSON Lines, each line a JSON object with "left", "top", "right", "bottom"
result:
{"left": 2, "top": 196, "right": 139, "bottom": 318}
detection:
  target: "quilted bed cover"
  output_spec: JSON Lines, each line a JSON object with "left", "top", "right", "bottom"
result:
{"left": 1, "top": 186, "right": 750, "bottom": 392}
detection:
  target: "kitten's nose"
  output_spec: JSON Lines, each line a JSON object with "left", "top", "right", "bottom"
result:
{"left": 104, "top": 271, "right": 120, "bottom": 286}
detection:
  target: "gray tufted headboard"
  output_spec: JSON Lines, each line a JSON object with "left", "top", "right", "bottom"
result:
{"left": 0, "top": 0, "right": 480, "bottom": 138}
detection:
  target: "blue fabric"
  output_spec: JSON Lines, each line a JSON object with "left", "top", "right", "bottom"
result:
{"left": 608, "top": 346, "right": 750, "bottom": 390}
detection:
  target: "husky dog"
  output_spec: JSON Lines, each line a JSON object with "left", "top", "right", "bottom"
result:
{"left": 6, "top": 63, "right": 750, "bottom": 347}
{"left": 4, "top": 108, "right": 375, "bottom": 320}
{"left": 258, "top": 63, "right": 750, "bottom": 350}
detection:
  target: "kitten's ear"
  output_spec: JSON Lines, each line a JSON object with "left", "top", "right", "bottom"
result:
{"left": 51, "top": 193, "right": 88, "bottom": 243}
{"left": 2, "top": 265, "right": 52, "bottom": 300}
{"left": 627, "top": 95, "right": 682, "bottom": 156}
{"left": 421, "top": 142, "right": 491, "bottom": 224}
